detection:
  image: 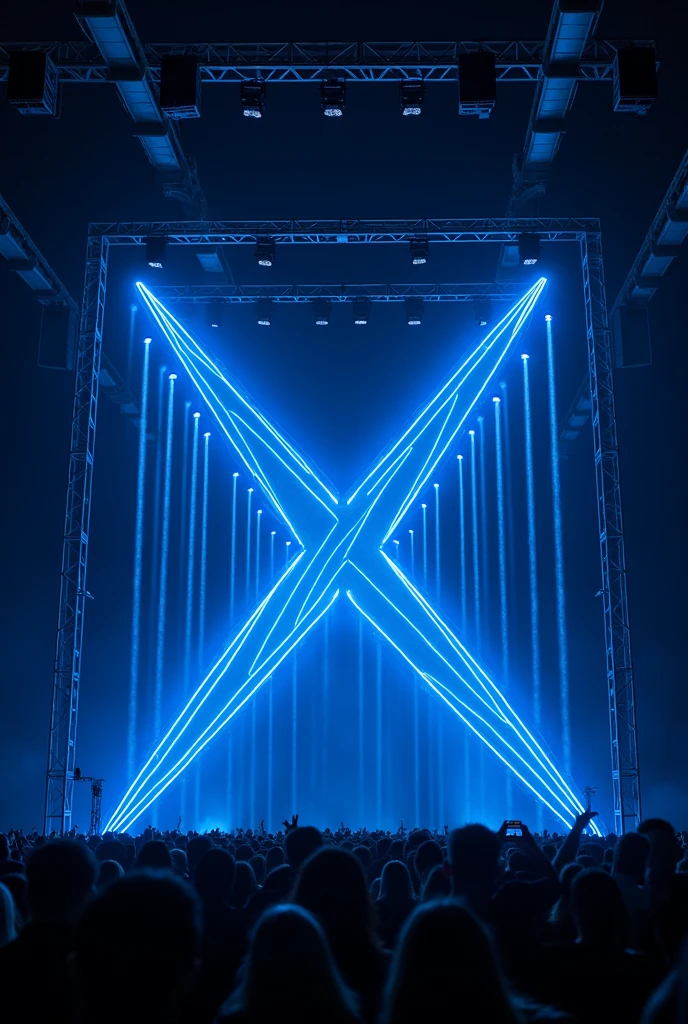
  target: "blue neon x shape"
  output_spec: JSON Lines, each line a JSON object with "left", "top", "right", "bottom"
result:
{"left": 107, "top": 278, "right": 596, "bottom": 835}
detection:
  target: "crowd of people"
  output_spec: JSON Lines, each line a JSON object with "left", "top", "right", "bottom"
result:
{"left": 1, "top": 811, "right": 687, "bottom": 1022}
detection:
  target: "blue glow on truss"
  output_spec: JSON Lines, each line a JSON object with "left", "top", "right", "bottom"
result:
{"left": 106, "top": 277, "right": 600, "bottom": 837}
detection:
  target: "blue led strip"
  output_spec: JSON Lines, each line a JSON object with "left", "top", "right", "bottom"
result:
{"left": 106, "top": 277, "right": 600, "bottom": 838}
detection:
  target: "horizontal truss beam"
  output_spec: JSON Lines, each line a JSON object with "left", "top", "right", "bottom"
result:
{"left": 92, "top": 216, "right": 599, "bottom": 245}
{"left": 0, "top": 39, "right": 651, "bottom": 84}
{"left": 155, "top": 282, "right": 520, "bottom": 303}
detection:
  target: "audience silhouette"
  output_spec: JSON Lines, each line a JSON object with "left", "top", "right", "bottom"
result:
{"left": 0, "top": 812, "right": 686, "bottom": 1024}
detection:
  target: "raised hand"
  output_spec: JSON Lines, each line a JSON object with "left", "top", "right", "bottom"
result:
{"left": 282, "top": 814, "right": 299, "bottom": 832}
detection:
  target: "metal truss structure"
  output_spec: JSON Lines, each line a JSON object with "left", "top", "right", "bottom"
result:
{"left": 46, "top": 216, "right": 640, "bottom": 836}
{"left": 154, "top": 282, "right": 521, "bottom": 305}
{"left": 0, "top": 0, "right": 652, "bottom": 220}
{"left": 73, "top": 775, "right": 105, "bottom": 836}
{"left": 0, "top": 37, "right": 644, "bottom": 86}
{"left": 89, "top": 216, "right": 600, "bottom": 246}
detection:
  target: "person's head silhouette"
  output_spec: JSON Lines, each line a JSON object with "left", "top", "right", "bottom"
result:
{"left": 221, "top": 904, "right": 359, "bottom": 1023}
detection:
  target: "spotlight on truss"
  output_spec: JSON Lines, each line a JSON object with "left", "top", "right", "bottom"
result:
{"left": 409, "top": 236, "right": 429, "bottom": 265}
{"left": 353, "top": 298, "right": 371, "bottom": 325}
{"left": 255, "top": 237, "right": 275, "bottom": 267}
{"left": 145, "top": 235, "right": 168, "bottom": 269}
{"left": 473, "top": 296, "right": 492, "bottom": 327}
{"left": 256, "top": 298, "right": 273, "bottom": 326}
{"left": 241, "top": 79, "right": 266, "bottom": 118}
{"left": 406, "top": 297, "right": 424, "bottom": 325}
{"left": 518, "top": 233, "right": 540, "bottom": 266}
{"left": 320, "top": 78, "right": 346, "bottom": 117}
{"left": 208, "top": 302, "right": 224, "bottom": 329}
{"left": 314, "top": 300, "right": 331, "bottom": 326}
{"left": 400, "top": 79, "right": 425, "bottom": 115}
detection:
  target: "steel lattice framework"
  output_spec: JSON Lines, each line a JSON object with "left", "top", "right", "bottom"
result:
{"left": 0, "top": 38, "right": 646, "bottom": 84}
{"left": 154, "top": 282, "right": 521, "bottom": 304}
{"left": 45, "top": 216, "right": 640, "bottom": 837}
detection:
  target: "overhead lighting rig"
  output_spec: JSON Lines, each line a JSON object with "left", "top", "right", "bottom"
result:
{"left": 257, "top": 299, "right": 273, "bottom": 326}
{"left": 409, "top": 236, "right": 429, "bottom": 265}
{"left": 400, "top": 79, "right": 425, "bottom": 115}
{"left": 353, "top": 298, "right": 371, "bottom": 325}
{"left": 314, "top": 300, "right": 331, "bottom": 325}
{"left": 255, "top": 237, "right": 275, "bottom": 267}
{"left": 320, "top": 78, "right": 346, "bottom": 117}
{"left": 241, "top": 79, "right": 266, "bottom": 118}
{"left": 406, "top": 297, "right": 424, "bottom": 325}
{"left": 145, "top": 235, "right": 168, "bottom": 269}
{"left": 518, "top": 233, "right": 540, "bottom": 266}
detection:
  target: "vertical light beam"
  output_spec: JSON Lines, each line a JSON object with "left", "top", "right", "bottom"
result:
{"left": 494, "top": 397, "right": 509, "bottom": 684}
{"left": 250, "top": 506, "right": 261, "bottom": 824}
{"left": 458, "top": 452, "right": 469, "bottom": 825}
{"left": 376, "top": 641, "right": 382, "bottom": 823}
{"left": 409, "top": 529, "right": 415, "bottom": 578}
{"left": 291, "top": 652, "right": 298, "bottom": 812}
{"left": 199, "top": 432, "right": 210, "bottom": 668}
{"left": 230, "top": 472, "right": 238, "bottom": 623}
{"left": 178, "top": 403, "right": 191, "bottom": 634}
{"left": 195, "top": 429, "right": 210, "bottom": 831}
{"left": 358, "top": 616, "right": 364, "bottom": 821}
{"left": 184, "top": 413, "right": 200, "bottom": 694}
{"left": 228, "top": 468, "right": 238, "bottom": 825}
{"left": 469, "top": 432, "right": 480, "bottom": 651}
{"left": 146, "top": 365, "right": 166, "bottom": 737}
{"left": 495, "top": 395, "right": 511, "bottom": 815}
{"left": 422, "top": 503, "right": 428, "bottom": 586}
{"left": 458, "top": 456, "right": 467, "bottom": 635}
{"left": 255, "top": 508, "right": 262, "bottom": 599}
{"left": 546, "top": 314, "right": 571, "bottom": 773}
{"left": 470, "top": 428, "right": 485, "bottom": 818}
{"left": 434, "top": 483, "right": 440, "bottom": 601}
{"left": 522, "top": 354, "right": 541, "bottom": 726}
{"left": 127, "top": 337, "right": 151, "bottom": 781}
{"left": 500, "top": 381, "right": 517, "bottom": 601}
{"left": 323, "top": 612, "right": 330, "bottom": 784}
{"left": 246, "top": 487, "right": 253, "bottom": 599}
{"left": 478, "top": 416, "right": 489, "bottom": 620}
{"left": 154, "top": 373, "right": 176, "bottom": 739}
{"left": 126, "top": 303, "right": 137, "bottom": 387}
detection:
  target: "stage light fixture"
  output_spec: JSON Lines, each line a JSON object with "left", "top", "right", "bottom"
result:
{"left": 518, "top": 233, "right": 540, "bottom": 266}
{"left": 255, "top": 237, "right": 275, "bottom": 267}
{"left": 314, "top": 300, "right": 331, "bottom": 326}
{"left": 458, "top": 51, "right": 497, "bottom": 118}
{"left": 400, "top": 79, "right": 424, "bottom": 115}
{"left": 320, "top": 78, "right": 346, "bottom": 117}
{"left": 208, "top": 302, "right": 224, "bottom": 329}
{"left": 406, "top": 297, "right": 424, "bottom": 325}
{"left": 409, "top": 237, "right": 429, "bottom": 265}
{"left": 473, "top": 296, "right": 492, "bottom": 327}
{"left": 353, "top": 298, "right": 370, "bottom": 325}
{"left": 145, "top": 235, "right": 168, "bottom": 269}
{"left": 241, "top": 79, "right": 266, "bottom": 118}
{"left": 256, "top": 299, "right": 273, "bottom": 326}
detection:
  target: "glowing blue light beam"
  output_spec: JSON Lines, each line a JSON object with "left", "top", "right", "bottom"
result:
{"left": 546, "top": 315, "right": 571, "bottom": 774}
{"left": 127, "top": 337, "right": 151, "bottom": 781}
{"left": 494, "top": 397, "right": 509, "bottom": 685}
{"left": 154, "top": 373, "right": 175, "bottom": 738}
{"left": 106, "top": 277, "right": 600, "bottom": 837}
{"left": 457, "top": 456, "right": 466, "bottom": 636}
{"left": 522, "top": 354, "right": 541, "bottom": 726}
